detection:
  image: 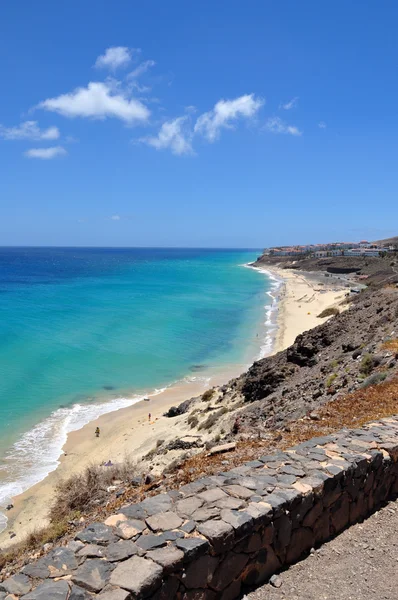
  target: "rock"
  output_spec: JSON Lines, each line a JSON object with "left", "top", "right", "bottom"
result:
{"left": 146, "top": 546, "right": 185, "bottom": 572}
{"left": 76, "top": 522, "right": 117, "bottom": 545}
{"left": 176, "top": 537, "right": 210, "bottom": 560}
{"left": 21, "top": 580, "right": 70, "bottom": 600}
{"left": 116, "top": 519, "right": 146, "bottom": 539}
{"left": 6, "top": 504, "right": 13, "bottom": 511}
{"left": 110, "top": 556, "right": 163, "bottom": 596}
{"left": 72, "top": 558, "right": 113, "bottom": 592}
{"left": 270, "top": 574, "right": 283, "bottom": 588}
{"left": 98, "top": 588, "right": 130, "bottom": 599}
{"left": 211, "top": 553, "right": 248, "bottom": 591}
{"left": 197, "top": 520, "right": 235, "bottom": 553}
{"left": 136, "top": 534, "right": 168, "bottom": 551}
{"left": 105, "top": 540, "right": 138, "bottom": 562}
{"left": 77, "top": 544, "right": 105, "bottom": 558}
{"left": 176, "top": 496, "right": 204, "bottom": 517}
{"left": 183, "top": 555, "right": 219, "bottom": 589}
{"left": 145, "top": 511, "right": 183, "bottom": 532}
{"left": 69, "top": 585, "right": 92, "bottom": 599}
{"left": 43, "top": 542, "right": 53, "bottom": 552}
{"left": 21, "top": 562, "right": 50, "bottom": 580}
{"left": 0, "top": 574, "right": 31, "bottom": 596}
{"left": 104, "top": 514, "right": 127, "bottom": 527}
{"left": 208, "top": 443, "right": 236, "bottom": 456}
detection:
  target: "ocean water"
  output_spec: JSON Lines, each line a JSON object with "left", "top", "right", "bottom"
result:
{"left": 0, "top": 247, "right": 276, "bottom": 528}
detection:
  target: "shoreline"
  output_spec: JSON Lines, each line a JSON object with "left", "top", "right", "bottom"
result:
{"left": 0, "top": 266, "right": 347, "bottom": 547}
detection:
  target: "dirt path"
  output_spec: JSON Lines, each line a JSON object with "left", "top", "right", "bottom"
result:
{"left": 245, "top": 498, "right": 398, "bottom": 600}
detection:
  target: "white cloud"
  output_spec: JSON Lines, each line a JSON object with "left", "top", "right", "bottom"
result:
{"left": 318, "top": 121, "right": 327, "bottom": 129}
{"left": 128, "top": 60, "right": 156, "bottom": 78}
{"left": 194, "top": 94, "right": 264, "bottom": 142}
{"left": 280, "top": 96, "right": 299, "bottom": 110}
{"left": 111, "top": 214, "right": 121, "bottom": 220}
{"left": 264, "top": 117, "right": 302, "bottom": 136}
{"left": 95, "top": 47, "right": 133, "bottom": 70}
{"left": 24, "top": 146, "right": 67, "bottom": 159}
{"left": 141, "top": 116, "right": 193, "bottom": 155}
{"left": 0, "top": 120, "right": 59, "bottom": 141}
{"left": 38, "top": 81, "right": 150, "bottom": 124}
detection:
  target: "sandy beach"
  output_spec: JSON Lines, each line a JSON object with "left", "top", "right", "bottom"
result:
{"left": 0, "top": 267, "right": 348, "bottom": 547}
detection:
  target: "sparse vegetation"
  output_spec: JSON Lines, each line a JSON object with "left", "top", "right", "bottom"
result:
{"left": 317, "top": 307, "right": 340, "bottom": 318}
{"left": 360, "top": 353, "right": 374, "bottom": 376}
{"left": 201, "top": 389, "right": 214, "bottom": 402}
{"left": 187, "top": 414, "right": 199, "bottom": 428}
{"left": 381, "top": 338, "right": 398, "bottom": 353}
{"left": 326, "top": 373, "right": 337, "bottom": 388}
{"left": 49, "top": 459, "right": 136, "bottom": 523}
{"left": 360, "top": 371, "right": 388, "bottom": 388}
{"left": 198, "top": 406, "right": 227, "bottom": 431}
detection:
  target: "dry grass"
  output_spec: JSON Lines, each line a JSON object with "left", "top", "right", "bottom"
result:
{"left": 381, "top": 338, "right": 398, "bottom": 353}
{"left": 49, "top": 458, "right": 136, "bottom": 523}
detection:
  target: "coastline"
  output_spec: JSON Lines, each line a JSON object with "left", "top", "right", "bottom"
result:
{"left": 0, "top": 266, "right": 347, "bottom": 548}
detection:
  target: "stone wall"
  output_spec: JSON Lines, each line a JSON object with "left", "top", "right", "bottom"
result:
{"left": 1, "top": 417, "right": 398, "bottom": 600}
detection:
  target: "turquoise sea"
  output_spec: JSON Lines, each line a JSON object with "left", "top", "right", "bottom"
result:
{"left": 0, "top": 247, "right": 276, "bottom": 529}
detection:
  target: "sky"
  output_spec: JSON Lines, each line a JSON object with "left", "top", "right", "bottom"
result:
{"left": 1, "top": 1, "right": 398, "bottom": 248}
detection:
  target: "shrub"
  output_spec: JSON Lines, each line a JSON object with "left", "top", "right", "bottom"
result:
{"left": 202, "top": 389, "right": 214, "bottom": 402}
{"left": 359, "top": 372, "right": 388, "bottom": 389}
{"left": 49, "top": 458, "right": 136, "bottom": 523}
{"left": 317, "top": 307, "right": 340, "bottom": 318}
{"left": 198, "top": 406, "right": 228, "bottom": 431}
{"left": 381, "top": 338, "right": 398, "bottom": 353}
{"left": 326, "top": 373, "right": 337, "bottom": 388}
{"left": 360, "top": 353, "right": 374, "bottom": 376}
{"left": 187, "top": 414, "right": 199, "bottom": 428}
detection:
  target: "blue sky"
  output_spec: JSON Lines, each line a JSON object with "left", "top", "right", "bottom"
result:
{"left": 1, "top": 1, "right": 397, "bottom": 247}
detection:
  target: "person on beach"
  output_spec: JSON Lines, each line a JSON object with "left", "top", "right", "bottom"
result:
{"left": 95, "top": 427, "right": 100, "bottom": 437}
{"left": 148, "top": 413, "right": 151, "bottom": 422}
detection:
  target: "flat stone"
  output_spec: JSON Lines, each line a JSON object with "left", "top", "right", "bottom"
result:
{"left": 0, "top": 574, "right": 31, "bottom": 596}
{"left": 162, "top": 530, "right": 185, "bottom": 541}
{"left": 116, "top": 519, "right": 146, "bottom": 540}
{"left": 245, "top": 460, "right": 264, "bottom": 468}
{"left": 21, "top": 562, "right": 50, "bottom": 579}
{"left": 110, "top": 556, "right": 163, "bottom": 596}
{"left": 176, "top": 537, "right": 210, "bottom": 560}
{"left": 181, "top": 520, "right": 196, "bottom": 533}
{"left": 276, "top": 474, "right": 297, "bottom": 485}
{"left": 77, "top": 544, "right": 105, "bottom": 558}
{"left": 214, "top": 496, "right": 246, "bottom": 510}
{"left": 146, "top": 546, "right": 185, "bottom": 572}
{"left": 41, "top": 547, "right": 79, "bottom": 577}
{"left": 224, "top": 484, "right": 252, "bottom": 499}
{"left": 72, "top": 558, "right": 113, "bottom": 592}
{"left": 225, "top": 477, "right": 258, "bottom": 490}
{"left": 119, "top": 504, "right": 147, "bottom": 520}
{"left": 98, "top": 589, "right": 130, "bottom": 600}
{"left": 140, "top": 494, "right": 173, "bottom": 516}
{"left": 220, "top": 509, "right": 253, "bottom": 537}
{"left": 104, "top": 513, "right": 128, "bottom": 527}
{"left": 191, "top": 506, "right": 221, "bottom": 522}
{"left": 198, "top": 488, "right": 227, "bottom": 503}
{"left": 67, "top": 540, "right": 85, "bottom": 552}
{"left": 208, "top": 442, "right": 236, "bottom": 455}
{"left": 105, "top": 540, "right": 139, "bottom": 562}
{"left": 146, "top": 511, "right": 183, "bottom": 532}
{"left": 183, "top": 554, "right": 219, "bottom": 589}
{"left": 69, "top": 585, "right": 92, "bottom": 599}
{"left": 197, "top": 519, "right": 234, "bottom": 553}
{"left": 136, "top": 533, "right": 168, "bottom": 550}
{"left": 21, "top": 580, "right": 70, "bottom": 600}
{"left": 176, "top": 496, "right": 204, "bottom": 517}
{"left": 76, "top": 522, "right": 117, "bottom": 545}
{"left": 245, "top": 502, "right": 273, "bottom": 526}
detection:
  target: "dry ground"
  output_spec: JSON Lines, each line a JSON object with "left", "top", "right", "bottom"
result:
{"left": 246, "top": 497, "right": 398, "bottom": 600}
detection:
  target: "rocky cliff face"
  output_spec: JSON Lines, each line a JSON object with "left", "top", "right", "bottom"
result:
{"left": 234, "top": 285, "right": 398, "bottom": 431}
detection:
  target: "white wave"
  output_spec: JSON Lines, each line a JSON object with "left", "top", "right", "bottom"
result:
{"left": 243, "top": 262, "right": 284, "bottom": 360}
